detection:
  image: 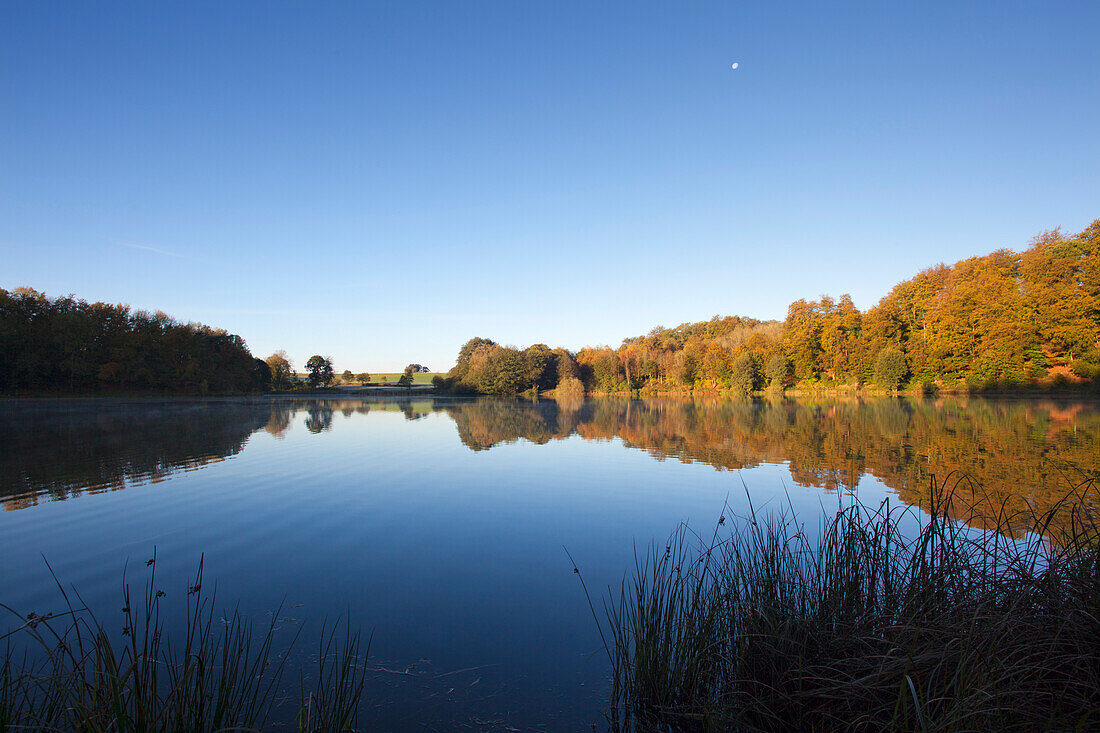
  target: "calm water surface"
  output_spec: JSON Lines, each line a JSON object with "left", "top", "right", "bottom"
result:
{"left": 2, "top": 396, "right": 1098, "bottom": 729}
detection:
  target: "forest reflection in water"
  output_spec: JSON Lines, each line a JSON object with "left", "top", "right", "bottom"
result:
{"left": 3, "top": 396, "right": 1098, "bottom": 533}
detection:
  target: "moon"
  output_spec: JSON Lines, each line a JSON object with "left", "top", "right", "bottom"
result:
{"left": 731, "top": 62, "right": 739, "bottom": 69}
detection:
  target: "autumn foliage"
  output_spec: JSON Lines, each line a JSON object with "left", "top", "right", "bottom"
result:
{"left": 447, "top": 220, "right": 1099, "bottom": 396}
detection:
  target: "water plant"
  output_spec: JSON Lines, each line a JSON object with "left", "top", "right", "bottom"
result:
{"left": 584, "top": 475, "right": 1100, "bottom": 731}
{"left": 0, "top": 552, "right": 367, "bottom": 731}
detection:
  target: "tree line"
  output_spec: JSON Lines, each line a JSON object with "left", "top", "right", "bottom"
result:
{"left": 0, "top": 287, "right": 429, "bottom": 395}
{"left": 439, "top": 337, "right": 585, "bottom": 397}
{"left": 443, "top": 220, "right": 1100, "bottom": 395}
{"left": 0, "top": 288, "right": 269, "bottom": 394}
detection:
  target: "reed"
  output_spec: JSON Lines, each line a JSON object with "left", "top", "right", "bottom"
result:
{"left": 1, "top": 553, "right": 367, "bottom": 732}
{"left": 588, "top": 475, "right": 1100, "bottom": 731}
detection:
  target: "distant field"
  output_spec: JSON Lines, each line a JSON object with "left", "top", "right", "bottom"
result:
{"left": 358, "top": 372, "right": 440, "bottom": 385}
{"left": 291, "top": 372, "right": 441, "bottom": 385}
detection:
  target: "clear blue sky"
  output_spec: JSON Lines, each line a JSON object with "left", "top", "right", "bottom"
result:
{"left": 3, "top": 2, "right": 1098, "bottom": 372}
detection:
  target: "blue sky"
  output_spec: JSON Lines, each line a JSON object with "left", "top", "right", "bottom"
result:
{"left": 3, "top": 2, "right": 1098, "bottom": 372}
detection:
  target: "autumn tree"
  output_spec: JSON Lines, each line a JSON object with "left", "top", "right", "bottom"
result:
{"left": 673, "top": 350, "right": 698, "bottom": 388}
{"left": 701, "top": 344, "right": 733, "bottom": 389}
{"left": 578, "top": 347, "right": 622, "bottom": 392}
{"left": 266, "top": 351, "right": 295, "bottom": 390}
{"left": 819, "top": 294, "right": 862, "bottom": 381}
{"left": 1020, "top": 223, "right": 1100, "bottom": 370}
{"left": 449, "top": 337, "right": 497, "bottom": 385}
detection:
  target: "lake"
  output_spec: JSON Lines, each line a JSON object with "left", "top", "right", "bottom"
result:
{"left": 2, "top": 396, "right": 1098, "bottom": 729}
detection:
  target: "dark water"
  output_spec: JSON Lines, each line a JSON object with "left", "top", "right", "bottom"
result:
{"left": 2, "top": 396, "right": 1098, "bottom": 729}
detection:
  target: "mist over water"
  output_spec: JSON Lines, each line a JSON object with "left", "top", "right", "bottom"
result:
{"left": 2, "top": 396, "right": 1097, "bottom": 728}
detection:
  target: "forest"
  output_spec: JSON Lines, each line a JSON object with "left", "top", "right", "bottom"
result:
{"left": 0, "top": 288, "right": 269, "bottom": 394}
{"left": 443, "top": 220, "right": 1100, "bottom": 395}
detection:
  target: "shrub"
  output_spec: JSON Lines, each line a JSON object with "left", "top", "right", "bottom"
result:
{"left": 1070, "top": 360, "right": 1099, "bottom": 379}
{"left": 555, "top": 376, "right": 585, "bottom": 401}
{"left": 906, "top": 378, "right": 935, "bottom": 396}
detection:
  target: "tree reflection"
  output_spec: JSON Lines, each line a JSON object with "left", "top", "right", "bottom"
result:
{"left": 5, "top": 397, "right": 1097, "bottom": 538}
{"left": 444, "top": 397, "right": 1100, "bottom": 533}
{"left": 0, "top": 399, "right": 273, "bottom": 510}
{"left": 0, "top": 398, "right": 439, "bottom": 509}
{"left": 305, "top": 403, "right": 334, "bottom": 434}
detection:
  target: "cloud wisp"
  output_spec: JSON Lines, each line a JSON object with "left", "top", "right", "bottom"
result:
{"left": 117, "top": 240, "right": 186, "bottom": 259}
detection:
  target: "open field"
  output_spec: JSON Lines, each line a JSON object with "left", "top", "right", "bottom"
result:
{"left": 292, "top": 372, "right": 442, "bottom": 385}
{"left": 363, "top": 372, "right": 440, "bottom": 385}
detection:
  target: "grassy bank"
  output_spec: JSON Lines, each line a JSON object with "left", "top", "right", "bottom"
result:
{"left": 1, "top": 555, "right": 366, "bottom": 731}
{"left": 585, "top": 477, "right": 1100, "bottom": 731}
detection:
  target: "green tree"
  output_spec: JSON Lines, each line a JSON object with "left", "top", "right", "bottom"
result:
{"left": 552, "top": 348, "right": 580, "bottom": 385}
{"left": 784, "top": 299, "right": 823, "bottom": 382}
{"left": 730, "top": 352, "right": 758, "bottom": 395}
{"left": 356, "top": 372, "right": 371, "bottom": 383}
{"left": 874, "top": 347, "right": 908, "bottom": 390}
{"left": 251, "top": 359, "right": 272, "bottom": 391}
{"left": 522, "top": 343, "right": 554, "bottom": 391}
{"left": 305, "top": 355, "right": 334, "bottom": 388}
{"left": 765, "top": 353, "right": 790, "bottom": 388}
{"left": 341, "top": 369, "right": 354, "bottom": 383}
{"left": 480, "top": 346, "right": 527, "bottom": 395}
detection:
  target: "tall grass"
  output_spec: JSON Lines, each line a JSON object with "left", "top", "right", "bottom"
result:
{"left": 1, "top": 553, "right": 367, "bottom": 731}
{"left": 589, "top": 475, "right": 1100, "bottom": 731}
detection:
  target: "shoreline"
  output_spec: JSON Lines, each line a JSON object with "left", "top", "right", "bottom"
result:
{"left": 3, "top": 384, "right": 1099, "bottom": 402}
